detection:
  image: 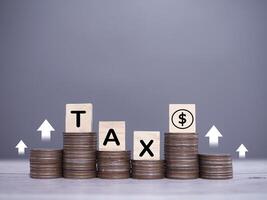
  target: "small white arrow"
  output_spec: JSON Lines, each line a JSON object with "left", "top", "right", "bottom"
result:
{"left": 236, "top": 144, "right": 248, "bottom": 158}
{"left": 37, "top": 119, "right": 55, "bottom": 141}
{"left": 15, "top": 140, "right": 27, "bottom": 155}
{"left": 205, "top": 125, "right": 223, "bottom": 147}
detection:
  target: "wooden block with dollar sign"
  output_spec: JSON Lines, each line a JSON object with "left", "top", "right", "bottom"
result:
{"left": 169, "top": 104, "right": 196, "bottom": 133}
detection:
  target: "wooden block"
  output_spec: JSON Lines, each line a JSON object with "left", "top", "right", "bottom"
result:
{"left": 169, "top": 104, "right": 196, "bottom": 133}
{"left": 98, "top": 121, "right": 126, "bottom": 151}
{"left": 133, "top": 131, "right": 160, "bottom": 160}
{"left": 65, "top": 103, "right": 93, "bottom": 132}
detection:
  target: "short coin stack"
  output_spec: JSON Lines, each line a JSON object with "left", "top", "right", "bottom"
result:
{"left": 97, "top": 151, "right": 130, "bottom": 179}
{"left": 131, "top": 160, "right": 165, "bottom": 179}
{"left": 30, "top": 149, "right": 62, "bottom": 179}
{"left": 199, "top": 154, "right": 233, "bottom": 179}
{"left": 63, "top": 132, "right": 97, "bottom": 178}
{"left": 165, "top": 133, "right": 199, "bottom": 179}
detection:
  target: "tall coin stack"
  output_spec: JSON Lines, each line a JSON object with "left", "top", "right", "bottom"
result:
{"left": 131, "top": 160, "right": 165, "bottom": 179}
{"left": 30, "top": 149, "right": 62, "bottom": 179}
{"left": 63, "top": 132, "right": 97, "bottom": 178}
{"left": 97, "top": 151, "right": 131, "bottom": 179}
{"left": 165, "top": 133, "right": 199, "bottom": 179}
{"left": 199, "top": 154, "right": 233, "bottom": 179}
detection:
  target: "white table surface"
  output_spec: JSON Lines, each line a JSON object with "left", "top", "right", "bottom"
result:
{"left": 0, "top": 159, "right": 266, "bottom": 200}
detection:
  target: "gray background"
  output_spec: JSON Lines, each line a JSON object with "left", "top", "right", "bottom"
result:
{"left": 0, "top": 0, "right": 266, "bottom": 159}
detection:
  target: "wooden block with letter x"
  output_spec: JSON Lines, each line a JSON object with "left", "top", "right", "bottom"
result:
{"left": 133, "top": 131, "right": 160, "bottom": 160}
{"left": 98, "top": 121, "right": 126, "bottom": 151}
{"left": 169, "top": 104, "right": 196, "bottom": 133}
{"left": 65, "top": 103, "right": 93, "bottom": 132}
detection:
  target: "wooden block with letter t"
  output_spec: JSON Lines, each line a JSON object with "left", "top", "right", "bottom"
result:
{"left": 98, "top": 121, "right": 126, "bottom": 151}
{"left": 65, "top": 103, "right": 93, "bottom": 132}
{"left": 133, "top": 131, "right": 160, "bottom": 160}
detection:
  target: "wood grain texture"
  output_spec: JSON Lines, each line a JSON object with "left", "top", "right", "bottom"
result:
{"left": 65, "top": 103, "right": 93, "bottom": 132}
{"left": 169, "top": 104, "right": 196, "bottom": 133}
{"left": 133, "top": 131, "right": 160, "bottom": 160}
{"left": 98, "top": 121, "right": 126, "bottom": 151}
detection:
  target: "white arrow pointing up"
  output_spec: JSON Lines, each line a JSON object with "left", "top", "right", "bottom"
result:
{"left": 205, "top": 125, "right": 223, "bottom": 147}
{"left": 37, "top": 119, "right": 55, "bottom": 141}
{"left": 15, "top": 140, "right": 27, "bottom": 155}
{"left": 236, "top": 144, "right": 248, "bottom": 158}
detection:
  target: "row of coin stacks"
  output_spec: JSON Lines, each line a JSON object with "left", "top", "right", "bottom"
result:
{"left": 30, "top": 103, "right": 233, "bottom": 180}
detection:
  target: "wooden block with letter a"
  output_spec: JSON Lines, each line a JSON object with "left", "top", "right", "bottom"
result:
{"left": 98, "top": 121, "right": 126, "bottom": 151}
{"left": 133, "top": 131, "right": 160, "bottom": 160}
{"left": 65, "top": 103, "right": 93, "bottom": 132}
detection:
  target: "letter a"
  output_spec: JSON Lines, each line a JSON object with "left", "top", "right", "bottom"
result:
{"left": 103, "top": 128, "right": 120, "bottom": 146}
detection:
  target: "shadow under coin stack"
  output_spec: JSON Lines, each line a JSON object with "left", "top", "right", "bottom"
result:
{"left": 131, "top": 160, "right": 165, "bottom": 179}
{"left": 30, "top": 149, "right": 62, "bottom": 179}
{"left": 63, "top": 132, "right": 97, "bottom": 178}
{"left": 165, "top": 133, "right": 199, "bottom": 179}
{"left": 97, "top": 151, "right": 131, "bottom": 179}
{"left": 199, "top": 154, "right": 233, "bottom": 179}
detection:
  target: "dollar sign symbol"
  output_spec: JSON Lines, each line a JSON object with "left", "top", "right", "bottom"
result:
{"left": 178, "top": 112, "right": 186, "bottom": 126}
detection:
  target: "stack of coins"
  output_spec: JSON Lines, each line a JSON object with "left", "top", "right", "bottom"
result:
{"left": 97, "top": 151, "right": 130, "bottom": 179}
{"left": 165, "top": 133, "right": 199, "bottom": 179}
{"left": 199, "top": 154, "right": 233, "bottom": 179}
{"left": 131, "top": 160, "right": 165, "bottom": 179}
{"left": 30, "top": 149, "right": 62, "bottom": 179}
{"left": 63, "top": 132, "right": 97, "bottom": 179}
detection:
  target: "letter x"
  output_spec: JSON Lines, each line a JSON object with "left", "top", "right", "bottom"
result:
{"left": 139, "top": 140, "right": 154, "bottom": 157}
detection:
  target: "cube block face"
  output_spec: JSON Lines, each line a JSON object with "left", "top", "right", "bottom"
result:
{"left": 133, "top": 131, "right": 160, "bottom": 160}
{"left": 65, "top": 103, "right": 93, "bottom": 132}
{"left": 98, "top": 121, "right": 126, "bottom": 151}
{"left": 169, "top": 104, "right": 196, "bottom": 133}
